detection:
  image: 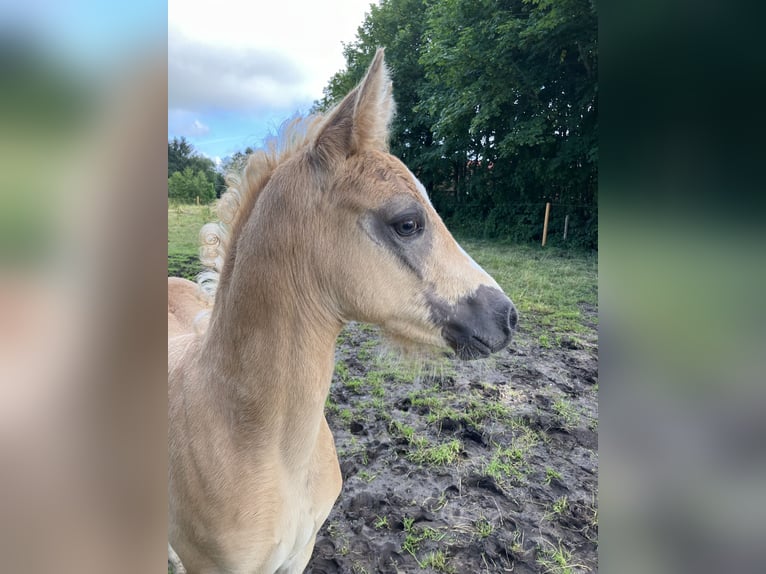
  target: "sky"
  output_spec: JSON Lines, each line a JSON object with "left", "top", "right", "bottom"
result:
{"left": 168, "top": 0, "right": 376, "bottom": 165}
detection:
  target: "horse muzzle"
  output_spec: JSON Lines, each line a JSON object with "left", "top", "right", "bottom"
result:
{"left": 430, "top": 285, "right": 517, "bottom": 360}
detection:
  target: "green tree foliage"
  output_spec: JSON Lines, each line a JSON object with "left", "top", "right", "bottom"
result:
{"left": 168, "top": 167, "right": 216, "bottom": 204}
{"left": 315, "top": 0, "right": 597, "bottom": 248}
{"left": 168, "top": 137, "right": 226, "bottom": 199}
{"left": 219, "top": 146, "right": 255, "bottom": 177}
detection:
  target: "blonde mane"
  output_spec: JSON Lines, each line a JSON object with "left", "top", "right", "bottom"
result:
{"left": 197, "top": 115, "right": 325, "bottom": 298}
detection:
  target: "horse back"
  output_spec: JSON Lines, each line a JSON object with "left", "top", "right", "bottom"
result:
{"left": 168, "top": 277, "right": 211, "bottom": 339}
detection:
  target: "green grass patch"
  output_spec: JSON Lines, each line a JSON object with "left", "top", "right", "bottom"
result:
{"left": 485, "top": 426, "right": 540, "bottom": 485}
{"left": 344, "top": 377, "right": 365, "bottom": 394}
{"left": 419, "top": 550, "right": 454, "bottom": 573}
{"left": 374, "top": 515, "right": 389, "bottom": 530}
{"left": 369, "top": 353, "right": 421, "bottom": 384}
{"left": 409, "top": 439, "right": 462, "bottom": 466}
{"left": 334, "top": 360, "right": 350, "bottom": 383}
{"left": 544, "top": 467, "right": 563, "bottom": 485}
{"left": 167, "top": 203, "right": 214, "bottom": 278}
{"left": 402, "top": 516, "right": 446, "bottom": 557}
{"left": 474, "top": 517, "right": 493, "bottom": 539}
{"left": 388, "top": 420, "right": 462, "bottom": 466}
{"left": 552, "top": 398, "right": 580, "bottom": 430}
{"left": 459, "top": 240, "right": 597, "bottom": 337}
{"left": 536, "top": 540, "right": 587, "bottom": 574}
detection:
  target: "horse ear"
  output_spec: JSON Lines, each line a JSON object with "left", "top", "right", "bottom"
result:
{"left": 352, "top": 48, "right": 394, "bottom": 152}
{"left": 312, "top": 48, "right": 394, "bottom": 166}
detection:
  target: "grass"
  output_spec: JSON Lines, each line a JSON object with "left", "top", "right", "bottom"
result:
{"left": 357, "top": 469, "right": 376, "bottom": 483}
{"left": 458, "top": 239, "right": 597, "bottom": 337}
{"left": 369, "top": 353, "right": 423, "bottom": 384}
{"left": 474, "top": 517, "right": 493, "bottom": 539}
{"left": 553, "top": 398, "right": 580, "bottom": 430}
{"left": 407, "top": 385, "right": 513, "bottom": 433}
{"left": 551, "top": 495, "right": 569, "bottom": 517}
{"left": 419, "top": 550, "right": 453, "bottom": 573}
{"left": 167, "top": 203, "right": 214, "bottom": 279}
{"left": 402, "top": 522, "right": 454, "bottom": 572}
{"left": 536, "top": 540, "right": 589, "bottom": 574}
{"left": 409, "top": 439, "right": 462, "bottom": 466}
{"left": 544, "top": 467, "right": 563, "bottom": 485}
{"left": 485, "top": 445, "right": 527, "bottom": 483}
{"left": 402, "top": 516, "right": 448, "bottom": 568}
{"left": 388, "top": 420, "right": 462, "bottom": 466}
{"left": 374, "top": 515, "right": 389, "bottom": 529}
{"left": 484, "top": 426, "right": 540, "bottom": 485}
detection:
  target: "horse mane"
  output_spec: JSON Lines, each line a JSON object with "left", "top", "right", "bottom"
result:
{"left": 197, "top": 114, "right": 324, "bottom": 298}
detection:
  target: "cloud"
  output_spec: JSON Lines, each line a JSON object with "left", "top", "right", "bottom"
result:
{"left": 169, "top": 30, "right": 314, "bottom": 112}
{"left": 167, "top": 110, "right": 211, "bottom": 138}
{"left": 183, "top": 119, "right": 210, "bottom": 137}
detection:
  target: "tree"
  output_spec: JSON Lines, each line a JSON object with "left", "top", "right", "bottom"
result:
{"left": 168, "top": 137, "right": 226, "bottom": 198}
{"left": 168, "top": 137, "right": 193, "bottom": 177}
{"left": 312, "top": 0, "right": 443, "bottom": 190}
{"left": 220, "top": 146, "right": 255, "bottom": 178}
{"left": 168, "top": 167, "right": 216, "bottom": 204}
{"left": 314, "top": 0, "right": 598, "bottom": 247}
{"left": 418, "top": 0, "right": 597, "bottom": 243}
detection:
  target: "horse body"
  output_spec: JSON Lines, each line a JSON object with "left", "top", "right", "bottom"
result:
{"left": 169, "top": 305, "right": 342, "bottom": 573}
{"left": 168, "top": 50, "right": 517, "bottom": 573}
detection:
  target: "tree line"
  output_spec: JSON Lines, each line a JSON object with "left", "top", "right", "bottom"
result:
{"left": 167, "top": 137, "right": 225, "bottom": 204}
{"left": 314, "top": 0, "right": 597, "bottom": 249}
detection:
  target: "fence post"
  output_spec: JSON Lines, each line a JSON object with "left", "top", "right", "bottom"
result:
{"left": 563, "top": 214, "right": 569, "bottom": 240}
{"left": 542, "top": 202, "right": 551, "bottom": 247}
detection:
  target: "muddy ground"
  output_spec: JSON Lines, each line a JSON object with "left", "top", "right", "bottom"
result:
{"left": 307, "top": 309, "right": 598, "bottom": 574}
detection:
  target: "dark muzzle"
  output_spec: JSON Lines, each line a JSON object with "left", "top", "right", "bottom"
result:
{"left": 438, "top": 285, "right": 517, "bottom": 360}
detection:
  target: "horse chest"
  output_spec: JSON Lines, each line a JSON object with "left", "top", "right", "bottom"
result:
{"left": 228, "top": 479, "right": 321, "bottom": 574}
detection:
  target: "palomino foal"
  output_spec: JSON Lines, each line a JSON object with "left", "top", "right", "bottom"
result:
{"left": 168, "top": 49, "right": 517, "bottom": 574}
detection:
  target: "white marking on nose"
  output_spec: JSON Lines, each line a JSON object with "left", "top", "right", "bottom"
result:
{"left": 456, "top": 242, "right": 485, "bottom": 273}
{"left": 456, "top": 241, "right": 501, "bottom": 289}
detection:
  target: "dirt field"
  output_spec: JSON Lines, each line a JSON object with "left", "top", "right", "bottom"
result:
{"left": 307, "top": 310, "right": 598, "bottom": 574}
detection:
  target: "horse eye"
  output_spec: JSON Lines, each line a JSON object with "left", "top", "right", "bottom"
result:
{"left": 393, "top": 218, "right": 421, "bottom": 237}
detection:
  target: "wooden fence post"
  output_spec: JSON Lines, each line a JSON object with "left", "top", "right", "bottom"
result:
{"left": 563, "top": 214, "right": 569, "bottom": 240}
{"left": 542, "top": 202, "right": 551, "bottom": 247}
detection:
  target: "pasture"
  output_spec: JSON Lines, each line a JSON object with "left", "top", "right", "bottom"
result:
{"left": 168, "top": 204, "right": 598, "bottom": 574}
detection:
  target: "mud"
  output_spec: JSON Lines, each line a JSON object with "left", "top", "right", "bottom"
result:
{"left": 307, "top": 308, "right": 598, "bottom": 574}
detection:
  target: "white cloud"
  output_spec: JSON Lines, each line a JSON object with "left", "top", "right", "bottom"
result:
{"left": 168, "top": 109, "right": 211, "bottom": 137}
{"left": 169, "top": 31, "right": 310, "bottom": 111}
{"left": 168, "top": 0, "right": 374, "bottom": 113}
{"left": 191, "top": 119, "right": 210, "bottom": 136}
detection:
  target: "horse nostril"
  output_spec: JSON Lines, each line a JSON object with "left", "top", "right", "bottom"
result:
{"left": 509, "top": 304, "right": 518, "bottom": 331}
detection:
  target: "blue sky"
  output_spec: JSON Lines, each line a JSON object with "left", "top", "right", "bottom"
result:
{"left": 168, "top": 0, "right": 374, "bottom": 165}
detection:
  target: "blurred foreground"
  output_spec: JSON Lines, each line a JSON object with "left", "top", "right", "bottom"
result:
{"left": 0, "top": 10, "right": 167, "bottom": 574}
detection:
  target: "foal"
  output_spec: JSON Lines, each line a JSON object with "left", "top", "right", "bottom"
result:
{"left": 168, "top": 49, "right": 517, "bottom": 574}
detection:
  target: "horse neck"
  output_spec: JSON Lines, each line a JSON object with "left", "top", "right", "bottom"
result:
{"left": 200, "top": 235, "right": 342, "bottom": 468}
